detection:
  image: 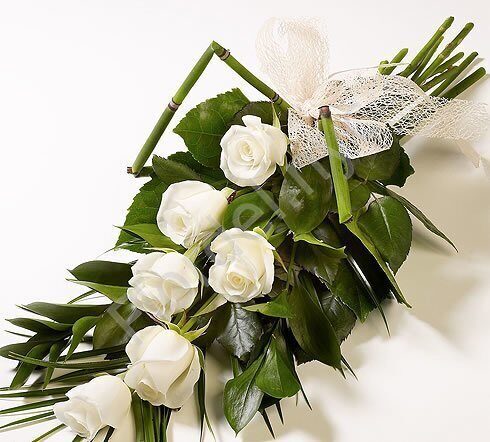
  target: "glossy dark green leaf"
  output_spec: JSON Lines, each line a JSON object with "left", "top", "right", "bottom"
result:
{"left": 288, "top": 273, "right": 341, "bottom": 369}
{"left": 20, "top": 302, "right": 109, "bottom": 324}
{"left": 231, "top": 101, "right": 288, "bottom": 128}
{"left": 331, "top": 262, "right": 374, "bottom": 322}
{"left": 174, "top": 89, "right": 249, "bottom": 167}
{"left": 352, "top": 138, "right": 401, "bottom": 181}
{"left": 66, "top": 316, "right": 100, "bottom": 359}
{"left": 6, "top": 318, "right": 72, "bottom": 334}
{"left": 69, "top": 261, "right": 132, "bottom": 287}
{"left": 255, "top": 336, "right": 300, "bottom": 398}
{"left": 222, "top": 190, "right": 276, "bottom": 231}
{"left": 369, "top": 181, "right": 456, "bottom": 250}
{"left": 217, "top": 304, "right": 263, "bottom": 362}
{"left": 43, "top": 340, "right": 69, "bottom": 388}
{"left": 119, "top": 224, "right": 184, "bottom": 250}
{"left": 380, "top": 140, "right": 414, "bottom": 187}
{"left": 68, "top": 280, "right": 128, "bottom": 303}
{"left": 93, "top": 303, "right": 152, "bottom": 349}
{"left": 223, "top": 356, "right": 264, "bottom": 434}
{"left": 319, "top": 292, "right": 357, "bottom": 342}
{"left": 152, "top": 154, "right": 201, "bottom": 185}
{"left": 358, "top": 196, "right": 412, "bottom": 273}
{"left": 243, "top": 290, "right": 293, "bottom": 318}
{"left": 279, "top": 163, "right": 332, "bottom": 234}
{"left": 328, "top": 178, "right": 372, "bottom": 212}
{"left": 116, "top": 177, "right": 168, "bottom": 248}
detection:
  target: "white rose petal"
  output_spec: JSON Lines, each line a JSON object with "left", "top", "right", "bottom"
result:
{"left": 53, "top": 375, "right": 132, "bottom": 441}
{"left": 157, "top": 180, "right": 228, "bottom": 248}
{"left": 127, "top": 252, "right": 200, "bottom": 322}
{"left": 208, "top": 228, "right": 275, "bottom": 303}
{"left": 124, "top": 326, "right": 201, "bottom": 409}
{"left": 220, "top": 115, "right": 288, "bottom": 186}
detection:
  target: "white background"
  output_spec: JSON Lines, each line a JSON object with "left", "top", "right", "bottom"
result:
{"left": 0, "top": 1, "right": 489, "bottom": 441}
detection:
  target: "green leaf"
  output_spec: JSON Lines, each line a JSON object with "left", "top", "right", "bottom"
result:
{"left": 0, "top": 398, "right": 67, "bottom": 416}
{"left": 8, "top": 353, "right": 129, "bottom": 370}
{"left": 174, "top": 89, "right": 249, "bottom": 167}
{"left": 231, "top": 101, "right": 288, "bottom": 128}
{"left": 119, "top": 224, "right": 183, "bottom": 251}
{"left": 331, "top": 261, "right": 374, "bottom": 322}
{"left": 93, "top": 303, "right": 152, "bottom": 349}
{"left": 68, "top": 280, "right": 128, "bottom": 303}
{"left": 69, "top": 261, "right": 133, "bottom": 287}
{"left": 357, "top": 196, "right": 412, "bottom": 273}
{"left": 380, "top": 140, "right": 414, "bottom": 187}
{"left": 293, "top": 232, "right": 346, "bottom": 257}
{"left": 10, "top": 343, "right": 51, "bottom": 389}
{"left": 6, "top": 318, "right": 72, "bottom": 334}
{"left": 116, "top": 177, "right": 168, "bottom": 248}
{"left": 319, "top": 292, "right": 357, "bottom": 342}
{"left": 0, "top": 411, "right": 55, "bottom": 430}
{"left": 32, "top": 423, "right": 65, "bottom": 442}
{"left": 223, "top": 190, "right": 276, "bottom": 231}
{"left": 243, "top": 290, "right": 293, "bottom": 318}
{"left": 352, "top": 138, "right": 401, "bottom": 181}
{"left": 369, "top": 181, "right": 456, "bottom": 250}
{"left": 223, "top": 356, "right": 264, "bottom": 434}
{"left": 66, "top": 316, "right": 100, "bottom": 359}
{"left": 152, "top": 154, "right": 201, "bottom": 184}
{"left": 279, "top": 164, "right": 332, "bottom": 234}
{"left": 217, "top": 304, "right": 263, "bottom": 362}
{"left": 288, "top": 273, "right": 341, "bottom": 369}
{"left": 255, "top": 336, "right": 301, "bottom": 398}
{"left": 20, "top": 302, "right": 109, "bottom": 324}
{"left": 328, "top": 178, "right": 372, "bottom": 212}
{"left": 43, "top": 341, "right": 69, "bottom": 388}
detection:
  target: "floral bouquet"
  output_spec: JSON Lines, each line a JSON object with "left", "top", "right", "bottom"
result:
{"left": 1, "top": 17, "right": 488, "bottom": 442}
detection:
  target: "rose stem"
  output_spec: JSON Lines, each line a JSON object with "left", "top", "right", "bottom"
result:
{"left": 379, "top": 48, "right": 409, "bottom": 75}
{"left": 400, "top": 16, "right": 454, "bottom": 77}
{"left": 319, "top": 106, "right": 352, "bottom": 224}
{"left": 431, "top": 51, "right": 478, "bottom": 96}
{"left": 421, "top": 67, "right": 457, "bottom": 91}
{"left": 442, "top": 67, "right": 487, "bottom": 99}
{"left": 416, "top": 22, "right": 474, "bottom": 84}
{"left": 130, "top": 42, "right": 289, "bottom": 175}
{"left": 411, "top": 36, "right": 443, "bottom": 83}
{"left": 428, "top": 51, "right": 465, "bottom": 77}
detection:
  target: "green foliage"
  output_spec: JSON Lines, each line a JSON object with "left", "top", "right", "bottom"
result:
{"left": 279, "top": 164, "right": 332, "bottom": 234}
{"left": 358, "top": 196, "right": 412, "bottom": 273}
{"left": 223, "top": 356, "right": 264, "bottom": 434}
{"left": 231, "top": 101, "right": 288, "bottom": 128}
{"left": 20, "top": 302, "right": 109, "bottom": 324}
{"left": 174, "top": 89, "right": 249, "bottom": 167}
{"left": 319, "top": 292, "right": 357, "bottom": 342}
{"left": 244, "top": 290, "right": 293, "bottom": 318}
{"left": 119, "top": 224, "right": 183, "bottom": 251}
{"left": 255, "top": 335, "right": 301, "bottom": 398}
{"left": 223, "top": 190, "right": 276, "bottom": 231}
{"left": 288, "top": 273, "right": 342, "bottom": 369}
{"left": 152, "top": 154, "right": 201, "bottom": 184}
{"left": 217, "top": 304, "right": 263, "bottom": 363}
{"left": 352, "top": 137, "right": 402, "bottom": 181}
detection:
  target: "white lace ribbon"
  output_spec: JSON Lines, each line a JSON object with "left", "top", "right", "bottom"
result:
{"left": 256, "top": 18, "right": 489, "bottom": 168}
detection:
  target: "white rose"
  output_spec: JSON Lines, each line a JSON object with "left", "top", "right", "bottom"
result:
{"left": 124, "top": 326, "right": 201, "bottom": 408}
{"left": 128, "top": 252, "right": 199, "bottom": 322}
{"left": 208, "top": 228, "right": 275, "bottom": 303}
{"left": 220, "top": 115, "right": 287, "bottom": 187}
{"left": 157, "top": 180, "right": 228, "bottom": 248}
{"left": 53, "top": 375, "right": 132, "bottom": 441}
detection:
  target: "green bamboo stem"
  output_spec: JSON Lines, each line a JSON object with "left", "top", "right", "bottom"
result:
{"left": 416, "top": 22, "right": 474, "bottom": 84}
{"left": 429, "top": 51, "right": 464, "bottom": 77}
{"left": 380, "top": 48, "right": 409, "bottom": 75}
{"left": 319, "top": 106, "right": 352, "bottom": 224}
{"left": 421, "top": 67, "right": 457, "bottom": 91}
{"left": 400, "top": 16, "right": 454, "bottom": 77}
{"left": 412, "top": 36, "right": 443, "bottom": 83}
{"left": 431, "top": 51, "right": 478, "bottom": 96}
{"left": 130, "top": 41, "right": 290, "bottom": 175}
{"left": 442, "top": 67, "right": 487, "bottom": 98}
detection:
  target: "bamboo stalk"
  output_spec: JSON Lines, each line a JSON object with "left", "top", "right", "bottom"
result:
{"left": 421, "top": 67, "right": 457, "bottom": 91}
{"left": 429, "top": 51, "right": 464, "bottom": 77}
{"left": 416, "top": 22, "right": 474, "bottom": 84}
{"left": 412, "top": 36, "right": 444, "bottom": 83}
{"left": 319, "top": 106, "right": 352, "bottom": 223}
{"left": 400, "top": 16, "right": 454, "bottom": 77}
{"left": 130, "top": 41, "right": 289, "bottom": 175}
{"left": 380, "top": 49, "right": 409, "bottom": 75}
{"left": 442, "top": 67, "right": 487, "bottom": 98}
{"left": 431, "top": 51, "right": 478, "bottom": 96}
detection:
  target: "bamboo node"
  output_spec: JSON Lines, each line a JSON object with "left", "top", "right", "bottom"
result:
{"left": 168, "top": 99, "right": 180, "bottom": 112}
